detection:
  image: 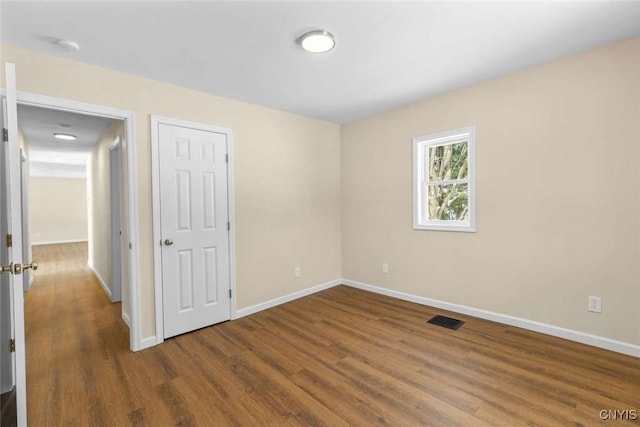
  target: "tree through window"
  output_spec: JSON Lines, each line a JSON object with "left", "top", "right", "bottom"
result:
{"left": 413, "top": 127, "right": 476, "bottom": 232}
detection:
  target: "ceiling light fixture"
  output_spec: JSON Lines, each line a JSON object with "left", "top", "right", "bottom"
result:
{"left": 54, "top": 133, "right": 77, "bottom": 141}
{"left": 52, "top": 39, "right": 80, "bottom": 52}
{"left": 297, "top": 30, "right": 335, "bottom": 54}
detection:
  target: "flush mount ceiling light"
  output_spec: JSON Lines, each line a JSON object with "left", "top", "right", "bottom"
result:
{"left": 52, "top": 39, "right": 80, "bottom": 52}
{"left": 297, "top": 30, "right": 335, "bottom": 54}
{"left": 54, "top": 133, "right": 77, "bottom": 141}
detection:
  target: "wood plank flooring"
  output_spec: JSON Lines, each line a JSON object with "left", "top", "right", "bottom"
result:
{"left": 25, "top": 243, "right": 640, "bottom": 426}
{"left": 0, "top": 388, "right": 16, "bottom": 427}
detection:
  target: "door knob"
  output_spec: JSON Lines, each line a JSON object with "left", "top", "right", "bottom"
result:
{"left": 164, "top": 239, "right": 173, "bottom": 246}
{"left": 23, "top": 262, "right": 38, "bottom": 271}
{"left": 0, "top": 263, "right": 27, "bottom": 275}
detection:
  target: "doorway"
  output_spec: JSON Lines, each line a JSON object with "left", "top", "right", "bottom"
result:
{"left": 13, "top": 92, "right": 141, "bottom": 351}
{"left": 20, "top": 104, "right": 123, "bottom": 307}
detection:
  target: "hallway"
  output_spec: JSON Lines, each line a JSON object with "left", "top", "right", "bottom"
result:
{"left": 25, "top": 242, "right": 129, "bottom": 425}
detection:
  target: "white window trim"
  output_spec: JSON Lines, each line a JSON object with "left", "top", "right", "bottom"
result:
{"left": 413, "top": 126, "right": 476, "bottom": 232}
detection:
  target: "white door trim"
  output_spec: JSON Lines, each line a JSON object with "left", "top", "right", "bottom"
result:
{"left": 9, "top": 91, "right": 143, "bottom": 351}
{"left": 150, "top": 115, "right": 236, "bottom": 344}
{"left": 109, "top": 137, "right": 122, "bottom": 302}
{"left": 20, "top": 149, "right": 31, "bottom": 291}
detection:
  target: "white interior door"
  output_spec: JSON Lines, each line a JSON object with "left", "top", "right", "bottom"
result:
{"left": 0, "top": 99, "right": 16, "bottom": 426}
{"left": 1, "top": 62, "right": 28, "bottom": 426}
{"left": 159, "top": 123, "right": 231, "bottom": 338}
{"left": 109, "top": 139, "right": 122, "bottom": 302}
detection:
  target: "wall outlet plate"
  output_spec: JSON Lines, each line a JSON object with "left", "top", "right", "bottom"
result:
{"left": 382, "top": 263, "right": 389, "bottom": 274}
{"left": 294, "top": 267, "right": 301, "bottom": 278}
{"left": 588, "top": 296, "right": 602, "bottom": 313}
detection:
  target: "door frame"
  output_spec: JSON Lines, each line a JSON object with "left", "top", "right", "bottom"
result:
{"left": 109, "top": 137, "right": 122, "bottom": 302}
{"left": 8, "top": 90, "right": 144, "bottom": 351}
{"left": 150, "top": 115, "right": 236, "bottom": 344}
{"left": 0, "top": 143, "right": 12, "bottom": 395}
{"left": 20, "top": 149, "right": 31, "bottom": 291}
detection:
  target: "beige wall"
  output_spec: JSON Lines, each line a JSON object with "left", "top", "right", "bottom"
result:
{"left": 87, "top": 119, "right": 129, "bottom": 319}
{"left": 2, "top": 45, "right": 342, "bottom": 339}
{"left": 28, "top": 177, "right": 88, "bottom": 244}
{"left": 9, "top": 37, "right": 635, "bottom": 349}
{"left": 341, "top": 37, "right": 640, "bottom": 345}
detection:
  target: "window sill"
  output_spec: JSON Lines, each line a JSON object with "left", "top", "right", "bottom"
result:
{"left": 413, "top": 223, "right": 476, "bottom": 233}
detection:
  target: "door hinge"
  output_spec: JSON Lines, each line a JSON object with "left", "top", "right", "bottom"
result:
{"left": 229, "top": 289, "right": 232, "bottom": 299}
{"left": 9, "top": 339, "right": 15, "bottom": 352}
{"left": 227, "top": 222, "right": 230, "bottom": 231}
{"left": 2, "top": 128, "right": 8, "bottom": 142}
{"left": 6, "top": 234, "right": 12, "bottom": 248}
{"left": 225, "top": 153, "right": 229, "bottom": 163}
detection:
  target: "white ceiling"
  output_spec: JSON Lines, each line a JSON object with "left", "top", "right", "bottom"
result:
{"left": 17, "top": 104, "right": 113, "bottom": 178}
{"left": 2, "top": 2, "right": 640, "bottom": 124}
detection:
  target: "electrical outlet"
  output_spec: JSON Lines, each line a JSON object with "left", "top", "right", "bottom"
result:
{"left": 382, "top": 263, "right": 389, "bottom": 274}
{"left": 294, "top": 267, "right": 301, "bottom": 278}
{"left": 588, "top": 296, "right": 602, "bottom": 313}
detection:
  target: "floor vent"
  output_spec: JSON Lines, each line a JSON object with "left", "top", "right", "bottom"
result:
{"left": 427, "top": 315, "right": 464, "bottom": 330}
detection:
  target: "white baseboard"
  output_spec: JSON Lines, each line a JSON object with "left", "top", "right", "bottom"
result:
{"left": 143, "top": 275, "right": 639, "bottom": 358}
{"left": 342, "top": 279, "right": 640, "bottom": 358}
{"left": 137, "top": 336, "right": 158, "bottom": 351}
{"left": 32, "top": 239, "right": 88, "bottom": 246}
{"left": 234, "top": 278, "right": 342, "bottom": 319}
{"left": 88, "top": 264, "right": 111, "bottom": 300}
{"left": 122, "top": 311, "right": 131, "bottom": 328}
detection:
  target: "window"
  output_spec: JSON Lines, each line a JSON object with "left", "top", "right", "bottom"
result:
{"left": 413, "top": 126, "right": 476, "bottom": 232}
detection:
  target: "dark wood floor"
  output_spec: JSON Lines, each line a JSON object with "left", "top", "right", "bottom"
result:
{"left": 0, "top": 388, "right": 16, "bottom": 427}
{"left": 25, "top": 243, "right": 640, "bottom": 426}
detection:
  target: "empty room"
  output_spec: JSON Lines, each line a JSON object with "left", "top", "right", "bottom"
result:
{"left": 1, "top": 1, "right": 639, "bottom": 426}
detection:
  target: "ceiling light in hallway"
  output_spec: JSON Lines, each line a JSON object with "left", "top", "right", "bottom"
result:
{"left": 53, "top": 133, "right": 77, "bottom": 141}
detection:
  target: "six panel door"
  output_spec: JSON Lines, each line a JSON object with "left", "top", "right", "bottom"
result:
{"left": 158, "top": 123, "right": 231, "bottom": 338}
